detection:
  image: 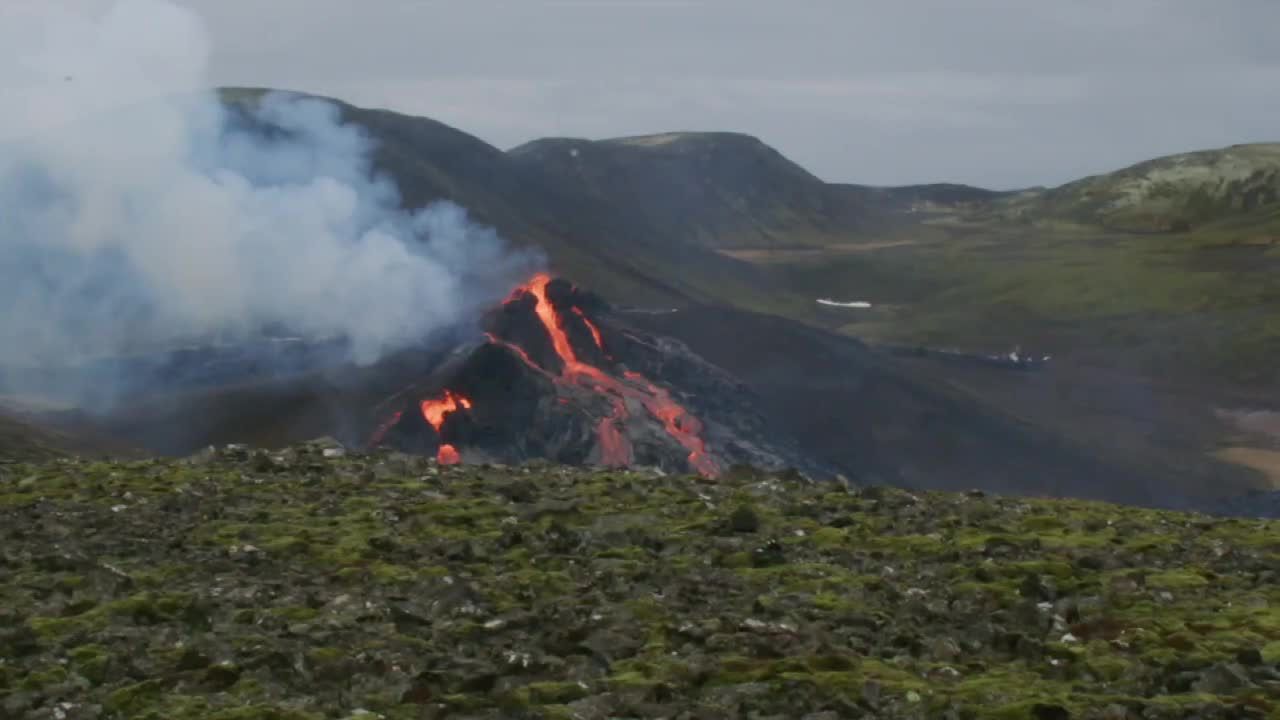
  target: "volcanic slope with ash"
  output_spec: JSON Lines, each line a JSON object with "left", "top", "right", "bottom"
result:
{"left": 53, "top": 273, "right": 1244, "bottom": 510}
{"left": 368, "top": 274, "right": 826, "bottom": 478}
{"left": 2, "top": 444, "right": 1278, "bottom": 719}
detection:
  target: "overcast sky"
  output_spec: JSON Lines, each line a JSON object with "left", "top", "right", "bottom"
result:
{"left": 21, "top": 1, "right": 1280, "bottom": 188}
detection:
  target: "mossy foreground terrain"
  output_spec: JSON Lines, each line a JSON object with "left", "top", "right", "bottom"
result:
{"left": 2, "top": 444, "right": 1279, "bottom": 719}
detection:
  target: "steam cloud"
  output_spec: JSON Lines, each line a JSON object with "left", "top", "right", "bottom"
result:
{"left": 0, "top": 1, "right": 539, "bottom": 388}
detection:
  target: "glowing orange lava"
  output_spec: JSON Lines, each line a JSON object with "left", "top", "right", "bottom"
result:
{"left": 506, "top": 273, "right": 716, "bottom": 475}
{"left": 437, "top": 444, "right": 462, "bottom": 465}
{"left": 624, "top": 371, "right": 717, "bottom": 476}
{"left": 372, "top": 274, "right": 718, "bottom": 476}
{"left": 421, "top": 389, "right": 471, "bottom": 428}
{"left": 525, "top": 275, "right": 584, "bottom": 371}
{"left": 572, "top": 307, "right": 606, "bottom": 353}
{"left": 595, "top": 397, "right": 632, "bottom": 467}
{"left": 420, "top": 390, "right": 472, "bottom": 465}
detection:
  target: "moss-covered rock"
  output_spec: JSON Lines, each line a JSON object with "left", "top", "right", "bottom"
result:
{"left": 1, "top": 444, "right": 1278, "bottom": 718}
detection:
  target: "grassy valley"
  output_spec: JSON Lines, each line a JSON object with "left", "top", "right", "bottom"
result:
{"left": 655, "top": 142, "right": 1280, "bottom": 494}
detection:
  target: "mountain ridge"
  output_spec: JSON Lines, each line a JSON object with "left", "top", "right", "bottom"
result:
{"left": 219, "top": 87, "right": 769, "bottom": 309}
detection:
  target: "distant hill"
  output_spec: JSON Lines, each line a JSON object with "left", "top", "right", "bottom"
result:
{"left": 0, "top": 413, "right": 68, "bottom": 461}
{"left": 860, "top": 182, "right": 1014, "bottom": 212}
{"left": 217, "top": 88, "right": 1007, "bottom": 316}
{"left": 996, "top": 143, "right": 1280, "bottom": 231}
{"left": 220, "top": 88, "right": 769, "bottom": 310}
{"left": 510, "top": 131, "right": 1006, "bottom": 248}
{"left": 216, "top": 88, "right": 1280, "bottom": 391}
{"left": 509, "top": 132, "right": 868, "bottom": 248}
{"left": 0, "top": 404, "right": 140, "bottom": 461}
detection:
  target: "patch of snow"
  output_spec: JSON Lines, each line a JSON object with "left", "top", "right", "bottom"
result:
{"left": 816, "top": 298, "right": 873, "bottom": 309}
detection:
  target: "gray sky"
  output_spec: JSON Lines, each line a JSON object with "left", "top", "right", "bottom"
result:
{"left": 26, "top": 1, "right": 1280, "bottom": 188}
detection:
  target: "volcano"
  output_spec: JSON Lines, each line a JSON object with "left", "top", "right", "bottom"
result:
{"left": 28, "top": 271, "right": 1237, "bottom": 510}
{"left": 365, "top": 274, "right": 821, "bottom": 477}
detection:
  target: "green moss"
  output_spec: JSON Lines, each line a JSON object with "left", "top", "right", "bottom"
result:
{"left": 269, "top": 606, "right": 319, "bottom": 623}
{"left": 811, "top": 590, "right": 860, "bottom": 612}
{"left": 862, "top": 532, "right": 948, "bottom": 555}
{"left": 1146, "top": 570, "right": 1210, "bottom": 590}
{"left": 260, "top": 535, "right": 310, "bottom": 556}
{"left": 369, "top": 562, "right": 417, "bottom": 583}
{"left": 105, "top": 678, "right": 168, "bottom": 715}
{"left": 1262, "top": 640, "right": 1280, "bottom": 664}
{"left": 710, "top": 656, "right": 776, "bottom": 685}
{"left": 3, "top": 450, "right": 1279, "bottom": 718}
{"left": 1085, "top": 654, "right": 1132, "bottom": 683}
{"left": 305, "top": 647, "right": 344, "bottom": 664}
{"left": 205, "top": 705, "right": 323, "bottom": 720}
{"left": 20, "top": 665, "right": 68, "bottom": 690}
{"left": 69, "top": 643, "right": 112, "bottom": 685}
{"left": 504, "top": 680, "right": 592, "bottom": 706}
{"left": 948, "top": 670, "right": 1070, "bottom": 710}
{"left": 809, "top": 526, "right": 847, "bottom": 548}
{"left": 607, "top": 670, "right": 663, "bottom": 689}
{"left": 56, "top": 575, "right": 88, "bottom": 591}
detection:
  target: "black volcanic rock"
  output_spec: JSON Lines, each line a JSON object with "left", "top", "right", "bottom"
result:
{"left": 370, "top": 276, "right": 830, "bottom": 478}
{"left": 622, "top": 303, "right": 1240, "bottom": 509}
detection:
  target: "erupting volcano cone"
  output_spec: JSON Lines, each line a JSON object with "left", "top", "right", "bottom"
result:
{"left": 368, "top": 273, "right": 721, "bottom": 476}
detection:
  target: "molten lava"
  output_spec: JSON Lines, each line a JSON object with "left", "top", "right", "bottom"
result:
{"left": 420, "top": 390, "right": 471, "bottom": 428}
{"left": 420, "top": 389, "right": 472, "bottom": 465}
{"left": 370, "top": 273, "right": 719, "bottom": 476}
{"left": 436, "top": 444, "right": 462, "bottom": 465}
{"left": 507, "top": 273, "right": 718, "bottom": 476}
{"left": 623, "top": 371, "right": 717, "bottom": 476}
{"left": 572, "top": 306, "right": 607, "bottom": 354}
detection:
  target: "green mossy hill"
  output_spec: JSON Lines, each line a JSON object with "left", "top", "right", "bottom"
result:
{"left": 2, "top": 444, "right": 1279, "bottom": 719}
{"left": 996, "top": 144, "right": 1280, "bottom": 232}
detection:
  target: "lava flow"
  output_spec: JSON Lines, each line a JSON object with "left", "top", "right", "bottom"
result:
{"left": 512, "top": 274, "right": 719, "bottom": 476}
{"left": 572, "top": 307, "right": 608, "bottom": 356}
{"left": 420, "top": 389, "right": 471, "bottom": 465}
{"left": 369, "top": 273, "right": 720, "bottom": 476}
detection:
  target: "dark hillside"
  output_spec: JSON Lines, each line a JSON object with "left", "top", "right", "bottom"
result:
{"left": 621, "top": 305, "right": 1257, "bottom": 508}
{"left": 220, "top": 88, "right": 769, "bottom": 309}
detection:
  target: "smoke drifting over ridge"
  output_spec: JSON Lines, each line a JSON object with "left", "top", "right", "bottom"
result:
{"left": 0, "top": 1, "right": 538, "bottom": 385}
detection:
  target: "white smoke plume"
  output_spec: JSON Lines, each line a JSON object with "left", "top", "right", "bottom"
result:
{"left": 0, "top": 1, "right": 539, "bottom": 390}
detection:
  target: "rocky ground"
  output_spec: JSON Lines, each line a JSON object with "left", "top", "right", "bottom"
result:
{"left": 1, "top": 443, "right": 1278, "bottom": 719}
